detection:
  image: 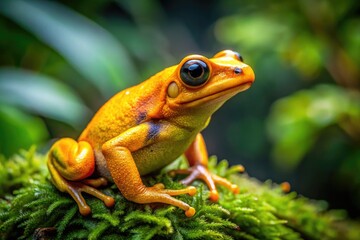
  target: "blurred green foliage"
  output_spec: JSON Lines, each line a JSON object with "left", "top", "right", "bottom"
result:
{"left": 268, "top": 84, "right": 360, "bottom": 169}
{"left": 0, "top": 0, "right": 359, "bottom": 218}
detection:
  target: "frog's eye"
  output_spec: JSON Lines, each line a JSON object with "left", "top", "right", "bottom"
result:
{"left": 180, "top": 59, "right": 210, "bottom": 87}
{"left": 233, "top": 51, "right": 244, "bottom": 62}
{"left": 214, "top": 50, "right": 243, "bottom": 62}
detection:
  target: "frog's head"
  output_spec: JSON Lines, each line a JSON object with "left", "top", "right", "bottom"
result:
{"left": 165, "top": 50, "right": 255, "bottom": 114}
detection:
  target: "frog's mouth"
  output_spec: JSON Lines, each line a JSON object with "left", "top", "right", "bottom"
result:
{"left": 179, "top": 81, "right": 253, "bottom": 107}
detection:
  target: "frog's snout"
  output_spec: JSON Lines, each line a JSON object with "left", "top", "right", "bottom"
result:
{"left": 240, "top": 64, "right": 255, "bottom": 84}
{"left": 232, "top": 64, "right": 255, "bottom": 86}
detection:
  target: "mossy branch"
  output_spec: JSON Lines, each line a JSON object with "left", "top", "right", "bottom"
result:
{"left": 0, "top": 149, "right": 359, "bottom": 239}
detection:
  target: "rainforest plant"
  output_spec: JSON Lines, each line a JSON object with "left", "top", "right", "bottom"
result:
{"left": 1, "top": 148, "right": 359, "bottom": 239}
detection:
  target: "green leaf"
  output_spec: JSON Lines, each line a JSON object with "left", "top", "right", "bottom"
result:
{"left": 93, "top": 213, "right": 120, "bottom": 226}
{"left": 0, "top": 105, "right": 48, "bottom": 157}
{"left": 267, "top": 84, "right": 360, "bottom": 169}
{"left": 0, "top": 68, "right": 91, "bottom": 128}
{"left": 46, "top": 199, "right": 72, "bottom": 216}
{"left": 56, "top": 206, "right": 78, "bottom": 239}
{"left": 88, "top": 222, "right": 111, "bottom": 240}
{"left": 0, "top": 0, "right": 138, "bottom": 97}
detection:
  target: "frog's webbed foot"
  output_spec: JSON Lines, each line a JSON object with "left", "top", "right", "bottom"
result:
{"left": 65, "top": 178, "right": 115, "bottom": 215}
{"left": 47, "top": 138, "right": 115, "bottom": 215}
{"left": 132, "top": 183, "right": 197, "bottom": 217}
{"left": 49, "top": 163, "right": 115, "bottom": 215}
{"left": 170, "top": 165, "right": 242, "bottom": 202}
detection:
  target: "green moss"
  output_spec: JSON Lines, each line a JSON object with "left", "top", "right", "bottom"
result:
{"left": 0, "top": 149, "right": 359, "bottom": 239}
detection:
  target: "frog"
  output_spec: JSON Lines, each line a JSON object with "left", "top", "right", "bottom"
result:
{"left": 47, "top": 50, "right": 255, "bottom": 217}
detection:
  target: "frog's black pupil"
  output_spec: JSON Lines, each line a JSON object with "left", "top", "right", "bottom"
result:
{"left": 188, "top": 63, "right": 203, "bottom": 78}
{"left": 180, "top": 59, "right": 210, "bottom": 87}
{"left": 234, "top": 52, "right": 244, "bottom": 62}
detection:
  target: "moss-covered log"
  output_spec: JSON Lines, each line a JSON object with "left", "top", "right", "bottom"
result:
{"left": 0, "top": 148, "right": 359, "bottom": 239}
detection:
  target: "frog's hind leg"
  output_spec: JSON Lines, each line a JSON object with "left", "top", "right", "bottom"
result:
{"left": 47, "top": 138, "right": 115, "bottom": 216}
{"left": 170, "top": 134, "right": 241, "bottom": 202}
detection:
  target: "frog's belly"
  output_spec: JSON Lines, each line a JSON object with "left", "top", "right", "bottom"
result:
{"left": 133, "top": 140, "right": 190, "bottom": 175}
{"left": 94, "top": 139, "right": 191, "bottom": 181}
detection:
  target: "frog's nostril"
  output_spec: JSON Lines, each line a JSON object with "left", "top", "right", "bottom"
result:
{"left": 234, "top": 67, "right": 243, "bottom": 74}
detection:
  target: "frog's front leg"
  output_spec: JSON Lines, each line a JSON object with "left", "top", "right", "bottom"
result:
{"left": 171, "top": 133, "right": 242, "bottom": 202}
{"left": 101, "top": 122, "right": 197, "bottom": 217}
{"left": 47, "top": 138, "right": 115, "bottom": 215}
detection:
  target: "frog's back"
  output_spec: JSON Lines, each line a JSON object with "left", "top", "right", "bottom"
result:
{"left": 78, "top": 76, "right": 166, "bottom": 148}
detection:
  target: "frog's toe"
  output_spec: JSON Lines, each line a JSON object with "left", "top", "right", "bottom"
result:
{"left": 131, "top": 187, "right": 196, "bottom": 217}
{"left": 169, "top": 169, "right": 191, "bottom": 178}
{"left": 211, "top": 173, "right": 240, "bottom": 194}
{"left": 180, "top": 171, "right": 199, "bottom": 186}
{"left": 79, "top": 204, "right": 92, "bottom": 216}
{"left": 185, "top": 207, "right": 196, "bottom": 217}
{"left": 209, "top": 190, "right": 219, "bottom": 202}
{"left": 170, "top": 165, "right": 240, "bottom": 200}
{"left": 187, "top": 186, "right": 197, "bottom": 196}
{"left": 152, "top": 183, "right": 165, "bottom": 190}
{"left": 81, "top": 177, "right": 108, "bottom": 187}
{"left": 104, "top": 196, "right": 115, "bottom": 207}
{"left": 231, "top": 184, "right": 240, "bottom": 194}
{"left": 59, "top": 180, "right": 114, "bottom": 216}
{"left": 79, "top": 183, "right": 115, "bottom": 208}
{"left": 151, "top": 184, "right": 196, "bottom": 197}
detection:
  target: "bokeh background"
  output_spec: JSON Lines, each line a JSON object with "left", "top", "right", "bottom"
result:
{"left": 0, "top": 0, "right": 359, "bottom": 218}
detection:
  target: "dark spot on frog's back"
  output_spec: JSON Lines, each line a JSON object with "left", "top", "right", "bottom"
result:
{"left": 136, "top": 111, "right": 147, "bottom": 124}
{"left": 146, "top": 122, "right": 161, "bottom": 141}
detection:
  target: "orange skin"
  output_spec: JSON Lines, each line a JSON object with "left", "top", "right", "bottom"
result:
{"left": 47, "top": 50, "right": 255, "bottom": 217}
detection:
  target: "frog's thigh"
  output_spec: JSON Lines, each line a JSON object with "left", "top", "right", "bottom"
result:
{"left": 49, "top": 138, "right": 95, "bottom": 181}
{"left": 48, "top": 138, "right": 114, "bottom": 216}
